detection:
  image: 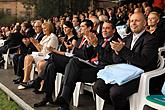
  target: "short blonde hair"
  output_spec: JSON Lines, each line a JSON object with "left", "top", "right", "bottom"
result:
{"left": 149, "top": 11, "right": 160, "bottom": 19}
{"left": 42, "top": 22, "right": 54, "bottom": 33}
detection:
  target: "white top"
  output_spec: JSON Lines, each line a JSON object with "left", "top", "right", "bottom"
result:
{"left": 40, "top": 33, "right": 58, "bottom": 55}
{"left": 131, "top": 30, "right": 145, "bottom": 50}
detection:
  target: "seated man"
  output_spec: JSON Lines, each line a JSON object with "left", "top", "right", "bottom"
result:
{"left": 13, "top": 20, "right": 44, "bottom": 84}
{"left": 93, "top": 12, "right": 159, "bottom": 110}
{"left": 56, "top": 20, "right": 122, "bottom": 110}
{"left": 0, "top": 25, "right": 24, "bottom": 67}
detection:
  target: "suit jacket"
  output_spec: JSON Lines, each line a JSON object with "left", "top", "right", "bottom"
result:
{"left": 97, "top": 32, "right": 121, "bottom": 67}
{"left": 35, "top": 31, "right": 44, "bottom": 42}
{"left": 27, "top": 31, "right": 45, "bottom": 53}
{"left": 4, "top": 31, "right": 24, "bottom": 48}
{"left": 114, "top": 31, "right": 159, "bottom": 72}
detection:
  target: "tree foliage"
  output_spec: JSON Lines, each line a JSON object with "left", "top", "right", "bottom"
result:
{"left": 21, "top": 0, "right": 89, "bottom": 19}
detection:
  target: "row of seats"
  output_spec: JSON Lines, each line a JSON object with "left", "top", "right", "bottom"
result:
{"left": 21, "top": 46, "right": 165, "bottom": 110}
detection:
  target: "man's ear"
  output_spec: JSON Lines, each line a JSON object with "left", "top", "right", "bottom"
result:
{"left": 113, "top": 28, "right": 116, "bottom": 34}
{"left": 88, "top": 26, "right": 92, "bottom": 31}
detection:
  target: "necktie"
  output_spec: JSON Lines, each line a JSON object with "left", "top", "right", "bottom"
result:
{"left": 78, "top": 37, "right": 87, "bottom": 49}
{"left": 102, "top": 39, "right": 108, "bottom": 48}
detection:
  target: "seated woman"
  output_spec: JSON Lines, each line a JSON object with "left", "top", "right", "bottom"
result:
{"left": 18, "top": 22, "right": 59, "bottom": 90}
{"left": 33, "top": 21, "right": 78, "bottom": 93}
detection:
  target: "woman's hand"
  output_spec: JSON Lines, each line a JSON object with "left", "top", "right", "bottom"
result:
{"left": 30, "top": 37, "right": 38, "bottom": 45}
{"left": 46, "top": 46, "right": 54, "bottom": 52}
{"left": 59, "top": 37, "right": 65, "bottom": 44}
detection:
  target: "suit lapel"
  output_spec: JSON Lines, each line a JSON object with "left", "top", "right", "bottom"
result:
{"left": 132, "top": 31, "right": 146, "bottom": 50}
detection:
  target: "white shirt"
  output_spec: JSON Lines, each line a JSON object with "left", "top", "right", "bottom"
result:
{"left": 40, "top": 33, "right": 59, "bottom": 55}
{"left": 131, "top": 30, "right": 145, "bottom": 50}
{"left": 35, "top": 33, "right": 40, "bottom": 40}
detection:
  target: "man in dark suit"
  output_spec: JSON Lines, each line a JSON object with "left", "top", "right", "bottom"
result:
{"left": 93, "top": 12, "right": 159, "bottom": 110}
{"left": 13, "top": 20, "right": 44, "bottom": 84}
{"left": 0, "top": 25, "right": 24, "bottom": 66}
{"left": 56, "top": 21, "right": 122, "bottom": 110}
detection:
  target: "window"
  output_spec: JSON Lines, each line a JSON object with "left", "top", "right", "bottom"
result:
{"left": 6, "top": 8, "right": 11, "bottom": 15}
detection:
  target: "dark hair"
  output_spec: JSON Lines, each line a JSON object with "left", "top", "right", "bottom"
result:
{"left": 15, "top": 25, "right": 21, "bottom": 32}
{"left": 64, "top": 21, "right": 77, "bottom": 36}
{"left": 104, "top": 20, "right": 115, "bottom": 29}
{"left": 73, "top": 17, "right": 81, "bottom": 24}
{"left": 82, "top": 19, "right": 94, "bottom": 31}
{"left": 64, "top": 21, "right": 74, "bottom": 29}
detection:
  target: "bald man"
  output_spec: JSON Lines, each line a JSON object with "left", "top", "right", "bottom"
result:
{"left": 93, "top": 12, "right": 159, "bottom": 110}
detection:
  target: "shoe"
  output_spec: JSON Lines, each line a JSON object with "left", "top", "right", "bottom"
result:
{"left": 33, "top": 99, "right": 55, "bottom": 107}
{"left": 13, "top": 77, "right": 22, "bottom": 84}
{"left": 18, "top": 85, "right": 26, "bottom": 90}
{"left": 58, "top": 106, "right": 70, "bottom": 110}
{"left": 0, "top": 58, "right": 4, "bottom": 68}
{"left": 32, "top": 89, "right": 44, "bottom": 94}
{"left": 58, "top": 97, "right": 70, "bottom": 110}
{"left": 34, "top": 100, "right": 47, "bottom": 107}
{"left": 25, "top": 80, "right": 34, "bottom": 88}
{"left": 17, "top": 82, "right": 29, "bottom": 90}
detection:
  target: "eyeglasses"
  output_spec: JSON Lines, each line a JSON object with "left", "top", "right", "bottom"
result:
{"left": 34, "top": 26, "right": 41, "bottom": 28}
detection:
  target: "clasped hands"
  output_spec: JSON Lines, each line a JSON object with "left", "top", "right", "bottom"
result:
{"left": 110, "top": 38, "right": 125, "bottom": 55}
{"left": 85, "top": 32, "right": 98, "bottom": 47}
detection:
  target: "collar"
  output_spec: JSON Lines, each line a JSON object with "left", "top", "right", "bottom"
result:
{"left": 133, "top": 30, "right": 145, "bottom": 38}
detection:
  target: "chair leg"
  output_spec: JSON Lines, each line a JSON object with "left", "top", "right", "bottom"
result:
{"left": 3, "top": 54, "right": 8, "bottom": 69}
{"left": 96, "top": 94, "right": 105, "bottom": 110}
{"left": 30, "top": 63, "right": 36, "bottom": 80}
{"left": 55, "top": 73, "right": 63, "bottom": 98}
{"left": 73, "top": 82, "right": 82, "bottom": 107}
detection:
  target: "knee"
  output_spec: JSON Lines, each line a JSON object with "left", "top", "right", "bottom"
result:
{"left": 25, "top": 55, "right": 33, "bottom": 63}
{"left": 38, "top": 60, "right": 46, "bottom": 68}
{"left": 109, "top": 85, "right": 122, "bottom": 101}
{"left": 68, "top": 58, "right": 80, "bottom": 65}
{"left": 93, "top": 79, "right": 106, "bottom": 94}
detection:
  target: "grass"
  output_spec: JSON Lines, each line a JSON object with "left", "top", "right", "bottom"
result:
{"left": 0, "top": 90, "right": 23, "bottom": 110}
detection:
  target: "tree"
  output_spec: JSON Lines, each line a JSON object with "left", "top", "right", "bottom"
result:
{"left": 22, "top": 0, "right": 36, "bottom": 19}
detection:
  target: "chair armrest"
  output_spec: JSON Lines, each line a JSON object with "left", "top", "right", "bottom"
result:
{"left": 138, "top": 68, "right": 165, "bottom": 97}
{"left": 9, "top": 45, "right": 20, "bottom": 49}
{"left": 158, "top": 46, "right": 165, "bottom": 54}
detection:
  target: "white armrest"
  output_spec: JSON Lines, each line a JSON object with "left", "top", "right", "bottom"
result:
{"left": 158, "top": 46, "right": 165, "bottom": 53}
{"left": 138, "top": 68, "right": 165, "bottom": 97}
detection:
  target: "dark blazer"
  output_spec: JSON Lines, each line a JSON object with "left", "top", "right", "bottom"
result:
{"left": 34, "top": 31, "right": 44, "bottom": 42}
{"left": 27, "top": 32, "right": 44, "bottom": 54}
{"left": 4, "top": 31, "right": 24, "bottom": 48}
{"left": 97, "top": 32, "right": 121, "bottom": 67}
{"left": 151, "top": 27, "right": 165, "bottom": 47}
{"left": 114, "top": 31, "right": 159, "bottom": 72}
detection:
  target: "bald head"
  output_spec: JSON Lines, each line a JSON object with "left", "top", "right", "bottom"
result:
{"left": 130, "top": 12, "right": 146, "bottom": 34}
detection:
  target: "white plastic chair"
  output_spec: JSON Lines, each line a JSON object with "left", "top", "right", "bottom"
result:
{"left": 73, "top": 82, "right": 95, "bottom": 107}
{"left": 96, "top": 46, "right": 165, "bottom": 110}
{"left": 30, "top": 63, "right": 36, "bottom": 80}
{"left": 145, "top": 94, "right": 165, "bottom": 110}
{"left": 54, "top": 73, "right": 63, "bottom": 98}
{"left": 3, "top": 46, "right": 19, "bottom": 69}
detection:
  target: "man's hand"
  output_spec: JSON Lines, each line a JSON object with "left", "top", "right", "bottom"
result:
{"left": 86, "top": 32, "right": 98, "bottom": 47}
{"left": 22, "top": 38, "right": 30, "bottom": 46}
{"left": 30, "top": 37, "right": 38, "bottom": 45}
{"left": 110, "top": 38, "right": 125, "bottom": 54}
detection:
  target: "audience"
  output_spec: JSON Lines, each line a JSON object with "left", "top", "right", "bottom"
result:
{"left": 33, "top": 20, "right": 97, "bottom": 107}
{"left": 13, "top": 20, "right": 44, "bottom": 84}
{"left": 17, "top": 22, "right": 58, "bottom": 90}
{"left": 93, "top": 12, "right": 159, "bottom": 110}
{"left": 57, "top": 20, "right": 121, "bottom": 110}
{"left": 0, "top": 1, "right": 164, "bottom": 110}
